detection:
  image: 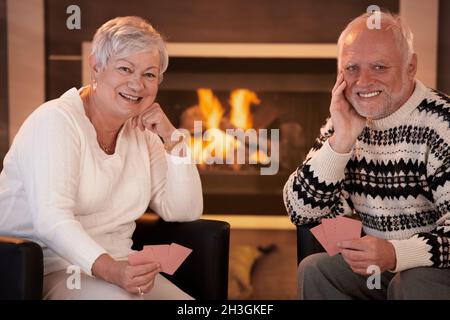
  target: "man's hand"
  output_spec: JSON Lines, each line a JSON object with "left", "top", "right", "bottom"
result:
{"left": 131, "top": 103, "right": 177, "bottom": 144}
{"left": 329, "top": 72, "right": 366, "bottom": 153}
{"left": 338, "top": 235, "right": 397, "bottom": 275}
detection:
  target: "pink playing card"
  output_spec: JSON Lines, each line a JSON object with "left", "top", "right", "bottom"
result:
{"left": 144, "top": 244, "right": 170, "bottom": 258}
{"left": 145, "top": 245, "right": 170, "bottom": 272}
{"left": 321, "top": 218, "right": 339, "bottom": 256}
{"left": 334, "top": 216, "right": 362, "bottom": 248}
{"left": 128, "top": 248, "right": 157, "bottom": 266}
{"left": 164, "top": 243, "right": 193, "bottom": 275}
{"left": 310, "top": 224, "right": 338, "bottom": 256}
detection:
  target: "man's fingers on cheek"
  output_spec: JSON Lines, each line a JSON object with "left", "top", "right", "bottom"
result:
{"left": 337, "top": 81, "right": 346, "bottom": 93}
{"left": 332, "top": 74, "right": 342, "bottom": 91}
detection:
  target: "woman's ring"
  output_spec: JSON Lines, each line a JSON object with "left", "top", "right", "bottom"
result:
{"left": 138, "top": 286, "right": 143, "bottom": 296}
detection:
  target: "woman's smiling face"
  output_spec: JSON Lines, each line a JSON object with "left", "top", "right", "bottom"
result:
{"left": 92, "top": 50, "right": 160, "bottom": 120}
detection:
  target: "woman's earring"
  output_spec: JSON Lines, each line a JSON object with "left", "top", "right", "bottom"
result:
{"left": 92, "top": 79, "right": 97, "bottom": 91}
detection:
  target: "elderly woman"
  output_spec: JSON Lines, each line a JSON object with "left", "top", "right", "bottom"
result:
{"left": 0, "top": 16, "right": 202, "bottom": 299}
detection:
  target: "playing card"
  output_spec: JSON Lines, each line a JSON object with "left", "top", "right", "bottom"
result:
{"left": 310, "top": 224, "right": 336, "bottom": 256}
{"left": 310, "top": 216, "right": 362, "bottom": 256}
{"left": 145, "top": 245, "right": 170, "bottom": 272}
{"left": 128, "top": 248, "right": 157, "bottom": 266}
{"left": 335, "top": 216, "right": 363, "bottom": 244}
{"left": 321, "top": 218, "right": 339, "bottom": 256}
{"left": 164, "top": 243, "right": 193, "bottom": 275}
{"left": 128, "top": 243, "right": 193, "bottom": 275}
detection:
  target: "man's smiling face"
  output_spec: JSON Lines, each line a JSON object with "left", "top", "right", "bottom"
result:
{"left": 339, "top": 24, "right": 416, "bottom": 120}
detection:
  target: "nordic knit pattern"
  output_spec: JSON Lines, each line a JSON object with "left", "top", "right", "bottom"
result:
{"left": 284, "top": 80, "right": 450, "bottom": 272}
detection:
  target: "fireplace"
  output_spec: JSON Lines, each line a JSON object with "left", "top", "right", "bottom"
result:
{"left": 157, "top": 54, "right": 336, "bottom": 214}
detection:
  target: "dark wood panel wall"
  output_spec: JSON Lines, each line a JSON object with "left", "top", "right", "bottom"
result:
{"left": 46, "top": 0, "right": 399, "bottom": 53}
{"left": 45, "top": 0, "right": 399, "bottom": 99}
{"left": 0, "top": 0, "right": 9, "bottom": 167}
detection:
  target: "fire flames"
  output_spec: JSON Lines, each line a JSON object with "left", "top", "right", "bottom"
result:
{"left": 188, "top": 88, "right": 269, "bottom": 167}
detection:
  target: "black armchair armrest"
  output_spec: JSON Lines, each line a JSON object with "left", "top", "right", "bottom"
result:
{"left": 296, "top": 223, "right": 325, "bottom": 265}
{"left": 0, "top": 236, "right": 43, "bottom": 300}
{"left": 132, "top": 214, "right": 230, "bottom": 300}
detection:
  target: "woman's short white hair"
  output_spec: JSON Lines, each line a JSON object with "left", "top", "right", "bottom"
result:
{"left": 91, "top": 16, "right": 168, "bottom": 83}
{"left": 337, "top": 11, "right": 414, "bottom": 65}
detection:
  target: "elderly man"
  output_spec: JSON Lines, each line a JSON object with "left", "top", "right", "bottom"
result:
{"left": 284, "top": 11, "right": 450, "bottom": 299}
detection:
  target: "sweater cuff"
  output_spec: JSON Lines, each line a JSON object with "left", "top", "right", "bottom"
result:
{"left": 308, "top": 139, "right": 353, "bottom": 182}
{"left": 388, "top": 238, "right": 433, "bottom": 272}
{"left": 45, "top": 221, "right": 108, "bottom": 276}
{"left": 165, "top": 145, "right": 192, "bottom": 165}
{"left": 164, "top": 130, "right": 192, "bottom": 165}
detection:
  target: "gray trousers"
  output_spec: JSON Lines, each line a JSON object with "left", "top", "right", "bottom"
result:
{"left": 298, "top": 253, "right": 450, "bottom": 300}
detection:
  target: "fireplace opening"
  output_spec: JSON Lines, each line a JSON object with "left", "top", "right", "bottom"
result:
{"left": 158, "top": 57, "right": 336, "bottom": 214}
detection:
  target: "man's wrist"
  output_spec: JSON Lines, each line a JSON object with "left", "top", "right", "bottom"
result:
{"left": 329, "top": 134, "right": 355, "bottom": 154}
{"left": 387, "top": 241, "right": 397, "bottom": 271}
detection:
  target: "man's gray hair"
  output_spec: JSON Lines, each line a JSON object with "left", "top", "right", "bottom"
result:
{"left": 337, "top": 12, "right": 414, "bottom": 65}
{"left": 91, "top": 16, "right": 168, "bottom": 83}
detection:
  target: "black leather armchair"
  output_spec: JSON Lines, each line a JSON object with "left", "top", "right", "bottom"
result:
{"left": 296, "top": 223, "right": 325, "bottom": 265}
{"left": 0, "top": 214, "right": 230, "bottom": 300}
{"left": 132, "top": 214, "right": 230, "bottom": 300}
{"left": 0, "top": 236, "right": 44, "bottom": 300}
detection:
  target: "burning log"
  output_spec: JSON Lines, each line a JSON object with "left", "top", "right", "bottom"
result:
{"left": 179, "top": 88, "right": 280, "bottom": 169}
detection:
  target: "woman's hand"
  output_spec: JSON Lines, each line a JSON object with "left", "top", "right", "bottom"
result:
{"left": 131, "top": 103, "right": 177, "bottom": 144}
{"left": 108, "top": 260, "right": 161, "bottom": 295}
{"left": 328, "top": 72, "right": 366, "bottom": 153}
{"left": 92, "top": 254, "right": 161, "bottom": 295}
